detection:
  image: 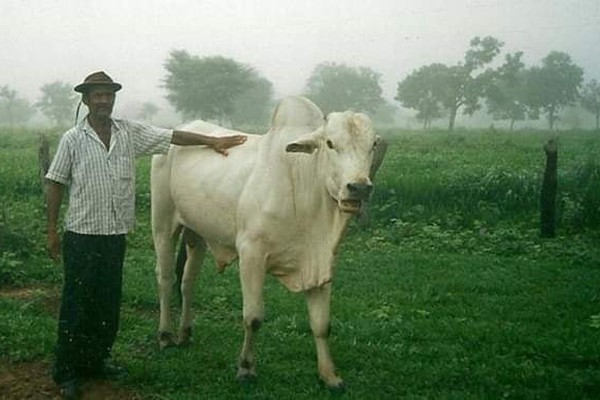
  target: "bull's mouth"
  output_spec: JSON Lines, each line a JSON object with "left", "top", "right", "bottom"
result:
{"left": 339, "top": 199, "right": 362, "bottom": 213}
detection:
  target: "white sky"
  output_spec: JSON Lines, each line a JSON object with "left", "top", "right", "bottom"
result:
{"left": 2, "top": 0, "right": 599, "bottom": 111}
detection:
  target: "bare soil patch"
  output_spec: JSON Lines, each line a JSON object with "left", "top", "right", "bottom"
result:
{"left": 0, "top": 285, "right": 61, "bottom": 315}
{"left": 1, "top": 287, "right": 145, "bottom": 399}
{"left": 0, "top": 360, "right": 144, "bottom": 399}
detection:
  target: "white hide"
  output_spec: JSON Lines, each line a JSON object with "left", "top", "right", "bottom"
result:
{"left": 151, "top": 96, "right": 377, "bottom": 388}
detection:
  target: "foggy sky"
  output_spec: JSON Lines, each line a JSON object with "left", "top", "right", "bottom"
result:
{"left": 2, "top": 0, "right": 599, "bottom": 113}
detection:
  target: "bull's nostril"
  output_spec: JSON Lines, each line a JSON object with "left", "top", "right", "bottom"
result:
{"left": 347, "top": 182, "right": 373, "bottom": 197}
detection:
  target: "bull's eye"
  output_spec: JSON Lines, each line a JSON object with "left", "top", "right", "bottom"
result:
{"left": 326, "top": 139, "right": 334, "bottom": 149}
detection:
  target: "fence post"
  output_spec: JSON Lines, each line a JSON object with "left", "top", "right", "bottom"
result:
{"left": 540, "top": 139, "right": 558, "bottom": 238}
{"left": 38, "top": 132, "right": 50, "bottom": 202}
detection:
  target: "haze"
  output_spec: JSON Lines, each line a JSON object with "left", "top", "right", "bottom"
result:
{"left": 2, "top": 0, "right": 599, "bottom": 120}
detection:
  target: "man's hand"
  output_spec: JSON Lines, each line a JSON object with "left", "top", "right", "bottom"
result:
{"left": 46, "top": 180, "right": 64, "bottom": 263}
{"left": 208, "top": 135, "right": 247, "bottom": 156}
{"left": 171, "top": 130, "right": 247, "bottom": 155}
{"left": 47, "top": 229, "right": 61, "bottom": 263}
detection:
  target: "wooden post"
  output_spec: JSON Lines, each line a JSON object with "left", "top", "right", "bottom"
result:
{"left": 540, "top": 139, "right": 558, "bottom": 238}
{"left": 38, "top": 132, "right": 50, "bottom": 201}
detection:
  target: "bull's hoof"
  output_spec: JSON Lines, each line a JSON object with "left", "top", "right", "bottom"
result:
{"left": 236, "top": 370, "right": 257, "bottom": 384}
{"left": 327, "top": 381, "right": 346, "bottom": 394}
{"left": 236, "top": 361, "right": 257, "bottom": 384}
{"left": 321, "top": 377, "right": 346, "bottom": 393}
{"left": 158, "top": 331, "right": 177, "bottom": 349}
{"left": 178, "top": 327, "right": 193, "bottom": 346}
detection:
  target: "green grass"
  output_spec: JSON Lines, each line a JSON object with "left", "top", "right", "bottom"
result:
{"left": 373, "top": 129, "right": 600, "bottom": 230}
{"left": 1, "top": 128, "right": 599, "bottom": 399}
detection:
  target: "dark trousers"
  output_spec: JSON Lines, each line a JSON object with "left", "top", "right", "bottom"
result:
{"left": 52, "top": 231, "right": 126, "bottom": 385}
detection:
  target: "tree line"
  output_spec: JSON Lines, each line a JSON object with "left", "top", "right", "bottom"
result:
{"left": 396, "top": 36, "right": 599, "bottom": 131}
{"left": 1, "top": 36, "right": 599, "bottom": 130}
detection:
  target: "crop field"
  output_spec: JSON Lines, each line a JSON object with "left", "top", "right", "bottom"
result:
{"left": 1, "top": 127, "right": 599, "bottom": 399}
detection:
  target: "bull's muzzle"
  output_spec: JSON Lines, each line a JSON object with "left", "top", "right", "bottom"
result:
{"left": 339, "top": 182, "right": 373, "bottom": 213}
{"left": 346, "top": 182, "right": 373, "bottom": 200}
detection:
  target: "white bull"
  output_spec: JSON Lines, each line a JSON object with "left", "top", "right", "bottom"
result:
{"left": 151, "top": 96, "right": 379, "bottom": 389}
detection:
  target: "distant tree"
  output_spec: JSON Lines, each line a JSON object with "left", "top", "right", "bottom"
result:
{"left": 525, "top": 51, "right": 584, "bottom": 130}
{"left": 395, "top": 64, "right": 446, "bottom": 128}
{"left": 485, "top": 52, "right": 529, "bottom": 130}
{"left": 163, "top": 50, "right": 269, "bottom": 123}
{"left": 0, "top": 85, "right": 17, "bottom": 127}
{"left": 0, "top": 85, "right": 36, "bottom": 127}
{"left": 304, "top": 62, "right": 384, "bottom": 115}
{"left": 139, "top": 102, "right": 159, "bottom": 123}
{"left": 230, "top": 76, "right": 273, "bottom": 127}
{"left": 371, "top": 100, "right": 400, "bottom": 127}
{"left": 580, "top": 79, "right": 600, "bottom": 130}
{"left": 396, "top": 36, "right": 503, "bottom": 131}
{"left": 36, "top": 81, "right": 78, "bottom": 127}
{"left": 560, "top": 106, "right": 584, "bottom": 129}
{"left": 441, "top": 36, "right": 503, "bottom": 131}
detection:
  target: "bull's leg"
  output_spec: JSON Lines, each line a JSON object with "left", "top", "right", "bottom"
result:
{"left": 305, "top": 283, "right": 344, "bottom": 390}
{"left": 236, "top": 245, "right": 266, "bottom": 382}
{"left": 155, "top": 229, "right": 180, "bottom": 349}
{"left": 178, "top": 231, "right": 207, "bottom": 346}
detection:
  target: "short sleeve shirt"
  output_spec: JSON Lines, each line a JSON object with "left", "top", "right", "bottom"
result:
{"left": 45, "top": 117, "right": 173, "bottom": 235}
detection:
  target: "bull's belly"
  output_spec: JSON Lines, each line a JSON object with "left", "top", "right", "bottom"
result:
{"left": 175, "top": 195, "right": 238, "bottom": 246}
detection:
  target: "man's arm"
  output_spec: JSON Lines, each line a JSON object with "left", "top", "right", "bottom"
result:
{"left": 171, "top": 130, "right": 247, "bottom": 156}
{"left": 46, "top": 180, "right": 64, "bottom": 262}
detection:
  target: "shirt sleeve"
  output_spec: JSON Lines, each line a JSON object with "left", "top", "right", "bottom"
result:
{"left": 122, "top": 119, "right": 173, "bottom": 156}
{"left": 45, "top": 132, "right": 73, "bottom": 185}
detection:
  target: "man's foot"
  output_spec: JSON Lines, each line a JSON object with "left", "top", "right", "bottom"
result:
{"left": 83, "top": 361, "right": 127, "bottom": 380}
{"left": 61, "top": 380, "right": 80, "bottom": 400}
{"left": 99, "top": 361, "right": 127, "bottom": 379}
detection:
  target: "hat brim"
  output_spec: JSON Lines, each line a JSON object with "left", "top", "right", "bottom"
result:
{"left": 74, "top": 82, "right": 122, "bottom": 93}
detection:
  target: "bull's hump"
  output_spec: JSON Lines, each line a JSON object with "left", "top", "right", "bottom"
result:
{"left": 270, "top": 96, "right": 324, "bottom": 130}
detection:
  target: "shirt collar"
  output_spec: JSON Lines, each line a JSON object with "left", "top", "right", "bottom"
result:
{"left": 80, "top": 115, "right": 120, "bottom": 134}
{"left": 81, "top": 116, "right": 121, "bottom": 151}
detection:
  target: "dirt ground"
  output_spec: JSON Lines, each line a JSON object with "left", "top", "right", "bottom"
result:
{"left": 0, "top": 360, "right": 144, "bottom": 399}
{"left": 0, "top": 287, "right": 144, "bottom": 399}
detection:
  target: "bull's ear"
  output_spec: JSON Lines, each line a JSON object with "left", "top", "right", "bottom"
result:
{"left": 285, "top": 136, "right": 320, "bottom": 154}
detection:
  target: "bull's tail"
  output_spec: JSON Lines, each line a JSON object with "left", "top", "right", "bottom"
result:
{"left": 174, "top": 235, "right": 187, "bottom": 307}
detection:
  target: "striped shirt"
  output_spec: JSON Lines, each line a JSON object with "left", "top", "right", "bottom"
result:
{"left": 46, "top": 117, "right": 173, "bottom": 235}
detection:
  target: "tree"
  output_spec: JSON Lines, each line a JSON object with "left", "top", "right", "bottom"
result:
{"left": 371, "top": 100, "right": 400, "bottom": 127}
{"left": 163, "top": 50, "right": 270, "bottom": 123}
{"left": 396, "top": 36, "right": 503, "bottom": 131}
{"left": 440, "top": 36, "right": 503, "bottom": 131}
{"left": 395, "top": 64, "right": 446, "bottom": 128}
{"left": 304, "top": 62, "right": 384, "bottom": 115}
{"left": 525, "top": 51, "right": 583, "bottom": 130}
{"left": 36, "top": 81, "right": 78, "bottom": 127}
{"left": 0, "top": 85, "right": 36, "bottom": 127}
{"left": 229, "top": 76, "right": 273, "bottom": 127}
{"left": 139, "top": 102, "right": 159, "bottom": 123}
{"left": 485, "top": 52, "right": 529, "bottom": 130}
{"left": 581, "top": 79, "right": 600, "bottom": 130}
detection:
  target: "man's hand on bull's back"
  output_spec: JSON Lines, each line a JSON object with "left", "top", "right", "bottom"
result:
{"left": 209, "top": 135, "right": 247, "bottom": 156}
{"left": 171, "top": 130, "right": 247, "bottom": 156}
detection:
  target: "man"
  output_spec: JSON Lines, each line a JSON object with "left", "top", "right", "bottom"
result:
{"left": 45, "top": 71, "right": 246, "bottom": 399}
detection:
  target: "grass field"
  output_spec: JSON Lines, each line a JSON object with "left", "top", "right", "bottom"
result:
{"left": 1, "top": 127, "right": 599, "bottom": 399}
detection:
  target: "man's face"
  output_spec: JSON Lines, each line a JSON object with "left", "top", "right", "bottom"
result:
{"left": 83, "top": 87, "right": 116, "bottom": 120}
